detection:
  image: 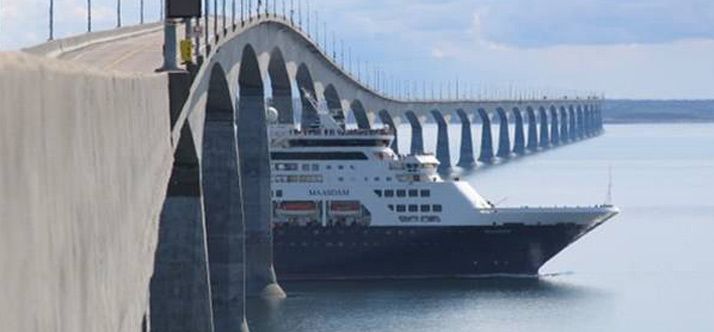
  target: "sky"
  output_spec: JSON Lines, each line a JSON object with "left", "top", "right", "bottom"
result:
{"left": 1, "top": 0, "right": 713, "bottom": 99}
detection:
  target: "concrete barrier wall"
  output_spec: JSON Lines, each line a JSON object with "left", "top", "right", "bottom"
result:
{"left": 0, "top": 53, "right": 172, "bottom": 331}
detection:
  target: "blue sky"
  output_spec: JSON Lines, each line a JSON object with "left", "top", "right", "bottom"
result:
{"left": 1, "top": 0, "right": 713, "bottom": 99}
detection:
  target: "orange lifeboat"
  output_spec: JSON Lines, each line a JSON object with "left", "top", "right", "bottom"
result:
{"left": 329, "top": 201, "right": 362, "bottom": 217}
{"left": 276, "top": 201, "right": 318, "bottom": 216}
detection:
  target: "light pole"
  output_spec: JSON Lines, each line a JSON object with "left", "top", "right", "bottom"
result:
{"left": 87, "top": 0, "right": 92, "bottom": 32}
{"left": 49, "top": 0, "right": 54, "bottom": 40}
{"left": 116, "top": 0, "right": 121, "bottom": 28}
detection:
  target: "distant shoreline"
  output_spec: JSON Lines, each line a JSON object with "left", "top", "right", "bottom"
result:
{"left": 603, "top": 99, "right": 714, "bottom": 124}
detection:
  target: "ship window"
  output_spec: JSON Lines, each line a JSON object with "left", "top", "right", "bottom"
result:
{"left": 326, "top": 165, "right": 332, "bottom": 170}
{"left": 338, "top": 177, "right": 344, "bottom": 182}
{"left": 274, "top": 163, "right": 298, "bottom": 171}
{"left": 420, "top": 190, "right": 430, "bottom": 197}
{"left": 408, "top": 189, "right": 418, "bottom": 197}
{"left": 408, "top": 205, "right": 418, "bottom": 212}
{"left": 388, "top": 204, "right": 394, "bottom": 211}
{"left": 433, "top": 204, "right": 443, "bottom": 212}
{"left": 276, "top": 190, "right": 283, "bottom": 198}
{"left": 385, "top": 190, "right": 394, "bottom": 197}
{"left": 386, "top": 177, "right": 392, "bottom": 182}
{"left": 350, "top": 165, "right": 355, "bottom": 170}
{"left": 302, "top": 164, "right": 311, "bottom": 171}
{"left": 420, "top": 204, "right": 430, "bottom": 212}
{"left": 374, "top": 177, "right": 380, "bottom": 181}
{"left": 396, "top": 205, "right": 406, "bottom": 212}
{"left": 338, "top": 165, "right": 344, "bottom": 170}
{"left": 312, "top": 164, "right": 320, "bottom": 171}
{"left": 397, "top": 190, "right": 406, "bottom": 197}
{"left": 374, "top": 190, "right": 383, "bottom": 197}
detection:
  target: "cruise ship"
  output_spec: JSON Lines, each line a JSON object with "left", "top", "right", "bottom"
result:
{"left": 269, "top": 93, "right": 618, "bottom": 280}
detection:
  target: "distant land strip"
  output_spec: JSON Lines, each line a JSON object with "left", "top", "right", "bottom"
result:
{"left": 603, "top": 100, "right": 714, "bottom": 123}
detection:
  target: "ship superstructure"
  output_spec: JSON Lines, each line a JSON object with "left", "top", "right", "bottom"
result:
{"left": 269, "top": 94, "right": 618, "bottom": 279}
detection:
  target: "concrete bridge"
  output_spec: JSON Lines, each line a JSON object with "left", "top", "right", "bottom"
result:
{"left": 1, "top": 13, "right": 604, "bottom": 332}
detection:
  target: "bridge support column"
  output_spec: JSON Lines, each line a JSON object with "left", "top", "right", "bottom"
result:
{"left": 406, "top": 112, "right": 424, "bottom": 155}
{"left": 550, "top": 107, "right": 560, "bottom": 145}
{"left": 432, "top": 110, "right": 451, "bottom": 169}
{"left": 150, "top": 125, "right": 214, "bottom": 332}
{"left": 560, "top": 107, "right": 568, "bottom": 143}
{"left": 527, "top": 107, "right": 538, "bottom": 151}
{"left": 379, "top": 110, "right": 399, "bottom": 154}
{"left": 513, "top": 108, "right": 526, "bottom": 155}
{"left": 496, "top": 108, "right": 511, "bottom": 158}
{"left": 478, "top": 109, "right": 494, "bottom": 163}
{"left": 569, "top": 107, "right": 577, "bottom": 141}
{"left": 539, "top": 107, "right": 550, "bottom": 148}
{"left": 577, "top": 107, "right": 585, "bottom": 139}
{"left": 456, "top": 110, "right": 475, "bottom": 167}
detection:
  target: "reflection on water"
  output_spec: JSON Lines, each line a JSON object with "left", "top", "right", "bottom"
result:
{"left": 248, "top": 278, "right": 607, "bottom": 332}
{"left": 248, "top": 124, "right": 714, "bottom": 331}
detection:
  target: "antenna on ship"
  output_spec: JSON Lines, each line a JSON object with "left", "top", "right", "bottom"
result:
{"left": 605, "top": 165, "right": 613, "bottom": 206}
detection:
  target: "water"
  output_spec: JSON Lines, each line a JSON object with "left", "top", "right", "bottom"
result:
{"left": 248, "top": 123, "right": 714, "bottom": 332}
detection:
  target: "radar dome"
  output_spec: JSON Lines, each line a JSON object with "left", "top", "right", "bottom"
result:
{"left": 266, "top": 106, "right": 279, "bottom": 123}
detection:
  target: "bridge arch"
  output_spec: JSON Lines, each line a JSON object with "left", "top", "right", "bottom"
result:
{"left": 513, "top": 107, "right": 526, "bottom": 154}
{"left": 549, "top": 106, "right": 560, "bottom": 145}
{"left": 538, "top": 106, "right": 549, "bottom": 147}
{"left": 496, "top": 107, "right": 511, "bottom": 158}
{"left": 236, "top": 45, "right": 284, "bottom": 300}
{"left": 526, "top": 106, "right": 538, "bottom": 151}
{"left": 559, "top": 106, "right": 568, "bottom": 142}
{"left": 405, "top": 111, "right": 424, "bottom": 155}
{"left": 431, "top": 110, "right": 451, "bottom": 168}
{"left": 477, "top": 108, "right": 494, "bottom": 163}
{"left": 456, "top": 109, "right": 475, "bottom": 166}
{"left": 378, "top": 110, "right": 399, "bottom": 153}
{"left": 323, "top": 84, "right": 346, "bottom": 128}
{"left": 350, "top": 100, "right": 371, "bottom": 129}
{"left": 296, "top": 63, "right": 318, "bottom": 129}
{"left": 202, "top": 63, "right": 248, "bottom": 331}
{"left": 267, "top": 47, "right": 293, "bottom": 125}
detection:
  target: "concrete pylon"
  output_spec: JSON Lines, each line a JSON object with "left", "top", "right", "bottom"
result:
{"left": 569, "top": 107, "right": 577, "bottom": 141}
{"left": 431, "top": 110, "right": 451, "bottom": 169}
{"left": 150, "top": 125, "right": 214, "bottom": 332}
{"left": 559, "top": 107, "right": 569, "bottom": 143}
{"left": 496, "top": 108, "right": 511, "bottom": 158}
{"left": 539, "top": 107, "right": 550, "bottom": 148}
{"left": 379, "top": 110, "right": 399, "bottom": 154}
{"left": 513, "top": 108, "right": 526, "bottom": 155}
{"left": 456, "top": 109, "right": 475, "bottom": 167}
{"left": 577, "top": 107, "right": 585, "bottom": 139}
{"left": 526, "top": 107, "right": 538, "bottom": 151}
{"left": 550, "top": 106, "right": 560, "bottom": 145}
{"left": 406, "top": 111, "right": 424, "bottom": 155}
{"left": 238, "top": 48, "right": 285, "bottom": 300}
{"left": 478, "top": 109, "right": 494, "bottom": 163}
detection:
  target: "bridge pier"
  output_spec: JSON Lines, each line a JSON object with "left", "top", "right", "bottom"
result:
{"left": 150, "top": 125, "right": 214, "bottom": 332}
{"left": 456, "top": 109, "right": 476, "bottom": 167}
{"left": 202, "top": 66, "right": 248, "bottom": 332}
{"left": 559, "top": 107, "right": 569, "bottom": 143}
{"left": 539, "top": 107, "right": 550, "bottom": 148}
{"left": 496, "top": 108, "right": 511, "bottom": 158}
{"left": 239, "top": 47, "right": 285, "bottom": 301}
{"left": 550, "top": 106, "right": 560, "bottom": 145}
{"left": 569, "top": 107, "right": 577, "bottom": 141}
{"left": 527, "top": 107, "right": 538, "bottom": 151}
{"left": 513, "top": 108, "right": 526, "bottom": 155}
{"left": 406, "top": 111, "right": 424, "bottom": 155}
{"left": 432, "top": 110, "right": 451, "bottom": 169}
{"left": 577, "top": 107, "right": 585, "bottom": 139}
{"left": 379, "top": 110, "right": 399, "bottom": 154}
{"left": 478, "top": 109, "right": 494, "bottom": 163}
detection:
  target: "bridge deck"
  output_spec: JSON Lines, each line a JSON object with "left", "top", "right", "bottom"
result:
{"left": 58, "top": 28, "right": 165, "bottom": 72}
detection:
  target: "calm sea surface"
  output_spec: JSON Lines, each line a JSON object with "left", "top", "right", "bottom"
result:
{"left": 248, "top": 123, "right": 714, "bottom": 332}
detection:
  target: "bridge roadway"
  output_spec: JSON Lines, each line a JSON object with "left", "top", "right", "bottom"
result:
{"left": 2, "top": 16, "right": 605, "bottom": 332}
